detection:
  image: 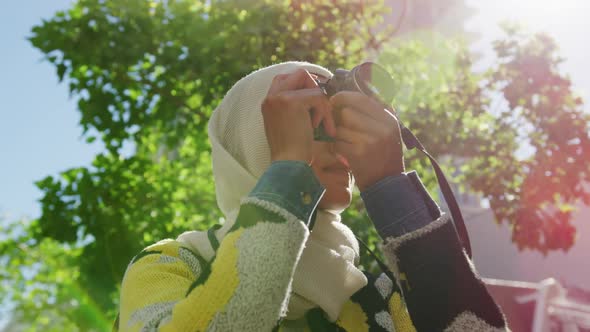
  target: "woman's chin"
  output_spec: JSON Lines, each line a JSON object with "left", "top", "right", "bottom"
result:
{"left": 318, "top": 187, "right": 352, "bottom": 211}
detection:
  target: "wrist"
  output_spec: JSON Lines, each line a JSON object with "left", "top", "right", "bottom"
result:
{"left": 360, "top": 171, "right": 440, "bottom": 239}
{"left": 271, "top": 154, "right": 312, "bottom": 165}
{"left": 356, "top": 166, "right": 404, "bottom": 192}
{"left": 250, "top": 160, "right": 325, "bottom": 227}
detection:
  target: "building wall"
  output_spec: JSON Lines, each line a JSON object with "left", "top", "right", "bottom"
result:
{"left": 462, "top": 203, "right": 590, "bottom": 290}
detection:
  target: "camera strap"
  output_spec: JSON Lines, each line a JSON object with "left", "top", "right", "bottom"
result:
{"left": 399, "top": 123, "right": 473, "bottom": 258}
{"left": 353, "top": 123, "right": 472, "bottom": 286}
{"left": 352, "top": 122, "right": 472, "bottom": 289}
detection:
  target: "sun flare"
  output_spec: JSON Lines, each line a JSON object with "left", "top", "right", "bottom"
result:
{"left": 507, "top": 0, "right": 588, "bottom": 28}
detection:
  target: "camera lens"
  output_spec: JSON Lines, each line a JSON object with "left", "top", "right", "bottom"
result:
{"left": 352, "top": 62, "right": 395, "bottom": 106}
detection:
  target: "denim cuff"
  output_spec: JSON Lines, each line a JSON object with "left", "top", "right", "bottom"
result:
{"left": 360, "top": 171, "right": 441, "bottom": 239}
{"left": 249, "top": 160, "right": 325, "bottom": 228}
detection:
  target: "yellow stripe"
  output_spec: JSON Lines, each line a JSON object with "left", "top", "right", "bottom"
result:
{"left": 120, "top": 241, "right": 191, "bottom": 331}
{"left": 389, "top": 292, "right": 416, "bottom": 332}
{"left": 336, "top": 301, "right": 369, "bottom": 332}
{"left": 163, "top": 229, "right": 243, "bottom": 331}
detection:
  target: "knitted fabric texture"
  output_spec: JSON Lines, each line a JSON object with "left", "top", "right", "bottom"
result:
{"left": 177, "top": 61, "right": 367, "bottom": 321}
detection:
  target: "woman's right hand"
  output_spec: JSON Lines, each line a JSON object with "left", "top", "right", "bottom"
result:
{"left": 261, "top": 69, "right": 335, "bottom": 165}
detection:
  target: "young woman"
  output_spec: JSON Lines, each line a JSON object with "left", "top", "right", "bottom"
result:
{"left": 116, "top": 62, "right": 508, "bottom": 331}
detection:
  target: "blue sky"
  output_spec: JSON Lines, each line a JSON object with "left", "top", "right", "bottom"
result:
{"left": 0, "top": 1, "right": 103, "bottom": 222}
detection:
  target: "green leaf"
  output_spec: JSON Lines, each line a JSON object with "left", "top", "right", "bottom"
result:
{"left": 56, "top": 63, "right": 67, "bottom": 82}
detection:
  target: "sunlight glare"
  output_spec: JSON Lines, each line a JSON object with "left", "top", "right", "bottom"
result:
{"left": 509, "top": 0, "right": 589, "bottom": 29}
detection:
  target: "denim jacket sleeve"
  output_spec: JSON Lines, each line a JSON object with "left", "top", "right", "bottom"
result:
{"left": 248, "top": 160, "right": 325, "bottom": 229}
{"left": 360, "top": 170, "right": 442, "bottom": 239}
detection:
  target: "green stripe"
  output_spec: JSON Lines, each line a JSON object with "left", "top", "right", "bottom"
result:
{"left": 207, "top": 224, "right": 222, "bottom": 251}
{"left": 185, "top": 254, "right": 212, "bottom": 296}
{"left": 230, "top": 202, "right": 289, "bottom": 233}
{"left": 131, "top": 250, "right": 162, "bottom": 264}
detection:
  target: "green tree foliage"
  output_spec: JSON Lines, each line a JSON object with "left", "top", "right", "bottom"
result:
{"left": 378, "top": 28, "right": 590, "bottom": 254}
{"left": 482, "top": 24, "right": 590, "bottom": 252}
{"left": 0, "top": 219, "right": 110, "bottom": 331}
{"left": 2, "top": 0, "right": 588, "bottom": 330}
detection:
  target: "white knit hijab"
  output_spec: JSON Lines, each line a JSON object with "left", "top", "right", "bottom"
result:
{"left": 178, "top": 62, "right": 367, "bottom": 322}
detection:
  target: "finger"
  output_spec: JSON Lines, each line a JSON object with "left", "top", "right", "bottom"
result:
{"left": 333, "top": 140, "right": 355, "bottom": 161}
{"left": 276, "top": 68, "right": 319, "bottom": 92}
{"left": 281, "top": 88, "right": 330, "bottom": 109}
{"left": 330, "top": 91, "right": 394, "bottom": 123}
{"left": 310, "top": 107, "right": 322, "bottom": 128}
{"left": 305, "top": 104, "right": 335, "bottom": 134}
{"left": 267, "top": 73, "right": 290, "bottom": 95}
{"left": 306, "top": 94, "right": 332, "bottom": 128}
{"left": 319, "top": 106, "right": 336, "bottom": 136}
{"left": 333, "top": 106, "right": 377, "bottom": 133}
{"left": 333, "top": 125, "right": 370, "bottom": 144}
{"left": 271, "top": 88, "right": 331, "bottom": 124}
{"left": 313, "top": 95, "right": 337, "bottom": 134}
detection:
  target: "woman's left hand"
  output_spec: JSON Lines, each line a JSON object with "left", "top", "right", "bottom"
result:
{"left": 330, "top": 91, "right": 405, "bottom": 192}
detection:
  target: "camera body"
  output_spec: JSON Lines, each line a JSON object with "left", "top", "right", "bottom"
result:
{"left": 313, "top": 62, "right": 394, "bottom": 141}
{"left": 318, "top": 69, "right": 362, "bottom": 97}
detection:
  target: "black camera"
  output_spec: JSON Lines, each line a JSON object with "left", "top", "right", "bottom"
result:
{"left": 314, "top": 62, "right": 396, "bottom": 141}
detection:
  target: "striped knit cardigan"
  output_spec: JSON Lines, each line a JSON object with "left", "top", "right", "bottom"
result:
{"left": 115, "top": 197, "right": 508, "bottom": 331}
